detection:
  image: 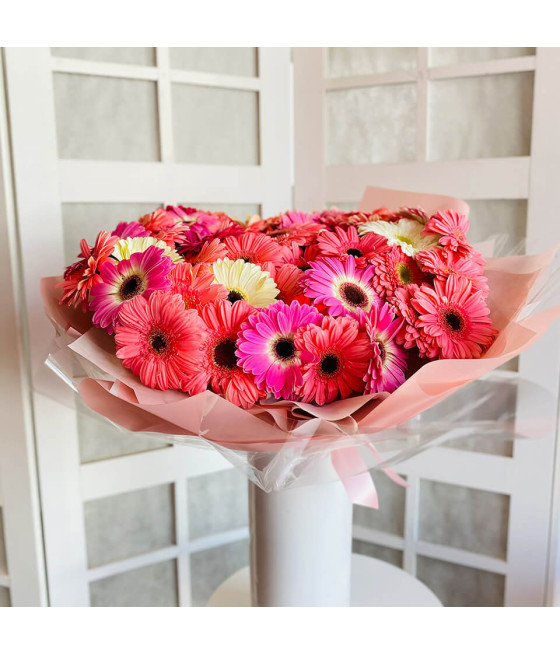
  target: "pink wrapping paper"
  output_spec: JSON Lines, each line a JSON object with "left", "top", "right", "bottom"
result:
{"left": 40, "top": 187, "right": 560, "bottom": 504}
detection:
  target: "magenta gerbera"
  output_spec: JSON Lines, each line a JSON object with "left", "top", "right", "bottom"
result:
{"left": 423, "top": 210, "right": 472, "bottom": 255}
{"left": 183, "top": 300, "right": 265, "bottom": 409}
{"left": 411, "top": 277, "right": 498, "bottom": 359}
{"left": 361, "top": 303, "right": 407, "bottom": 394}
{"left": 302, "top": 257, "right": 379, "bottom": 317}
{"left": 295, "top": 315, "right": 372, "bottom": 405}
{"left": 89, "top": 245, "right": 173, "bottom": 334}
{"left": 237, "top": 301, "right": 322, "bottom": 399}
{"left": 115, "top": 291, "right": 206, "bottom": 390}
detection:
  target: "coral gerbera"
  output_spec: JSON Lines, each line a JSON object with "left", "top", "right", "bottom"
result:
{"left": 222, "top": 232, "right": 290, "bottom": 275}
{"left": 361, "top": 303, "right": 407, "bottom": 394}
{"left": 89, "top": 246, "right": 173, "bottom": 334}
{"left": 316, "top": 225, "right": 388, "bottom": 267}
{"left": 212, "top": 258, "right": 279, "bottom": 308}
{"left": 237, "top": 301, "right": 322, "bottom": 399}
{"left": 169, "top": 262, "right": 228, "bottom": 311}
{"left": 274, "top": 263, "right": 305, "bottom": 304}
{"left": 371, "top": 246, "right": 428, "bottom": 299}
{"left": 423, "top": 210, "right": 471, "bottom": 255}
{"left": 411, "top": 277, "right": 498, "bottom": 359}
{"left": 295, "top": 315, "right": 371, "bottom": 405}
{"left": 416, "top": 247, "right": 489, "bottom": 297}
{"left": 302, "top": 257, "right": 378, "bottom": 317}
{"left": 113, "top": 236, "right": 182, "bottom": 264}
{"left": 115, "top": 291, "right": 205, "bottom": 391}
{"left": 183, "top": 300, "right": 264, "bottom": 408}
{"left": 359, "top": 218, "right": 439, "bottom": 257}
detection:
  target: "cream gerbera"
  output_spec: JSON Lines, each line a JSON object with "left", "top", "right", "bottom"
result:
{"left": 358, "top": 218, "right": 438, "bottom": 257}
{"left": 212, "top": 258, "right": 279, "bottom": 308}
{"left": 113, "top": 236, "right": 182, "bottom": 264}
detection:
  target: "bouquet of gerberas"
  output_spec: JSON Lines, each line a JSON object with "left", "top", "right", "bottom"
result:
{"left": 56, "top": 203, "right": 497, "bottom": 408}
{"left": 42, "top": 187, "right": 559, "bottom": 501}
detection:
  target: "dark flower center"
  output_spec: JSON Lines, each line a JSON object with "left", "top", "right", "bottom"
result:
{"left": 149, "top": 331, "right": 170, "bottom": 355}
{"left": 340, "top": 282, "right": 368, "bottom": 308}
{"left": 444, "top": 311, "right": 464, "bottom": 332}
{"left": 213, "top": 339, "right": 238, "bottom": 369}
{"left": 120, "top": 274, "right": 145, "bottom": 301}
{"left": 346, "top": 247, "right": 363, "bottom": 257}
{"left": 274, "top": 338, "right": 295, "bottom": 361}
{"left": 227, "top": 290, "right": 245, "bottom": 303}
{"left": 376, "top": 340, "right": 386, "bottom": 361}
{"left": 320, "top": 353, "right": 340, "bottom": 376}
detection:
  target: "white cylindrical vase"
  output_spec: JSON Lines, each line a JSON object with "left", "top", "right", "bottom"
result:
{"left": 249, "top": 457, "right": 353, "bottom": 607}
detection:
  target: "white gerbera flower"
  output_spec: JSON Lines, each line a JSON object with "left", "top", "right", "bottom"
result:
{"left": 358, "top": 218, "right": 439, "bottom": 257}
{"left": 212, "top": 258, "right": 279, "bottom": 308}
{"left": 113, "top": 237, "right": 182, "bottom": 264}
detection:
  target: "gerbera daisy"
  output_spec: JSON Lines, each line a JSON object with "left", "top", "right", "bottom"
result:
{"left": 183, "top": 238, "right": 228, "bottom": 265}
{"left": 183, "top": 300, "right": 264, "bottom": 408}
{"left": 222, "top": 232, "right": 290, "bottom": 275}
{"left": 138, "top": 208, "right": 178, "bottom": 234}
{"left": 360, "top": 303, "right": 407, "bottom": 394}
{"left": 416, "top": 247, "right": 489, "bottom": 296}
{"left": 411, "top": 277, "right": 498, "bottom": 359}
{"left": 212, "top": 258, "right": 279, "bottom": 308}
{"left": 316, "top": 225, "right": 389, "bottom": 267}
{"left": 58, "top": 231, "right": 119, "bottom": 310}
{"left": 115, "top": 291, "right": 205, "bottom": 391}
{"left": 295, "top": 315, "right": 371, "bottom": 405}
{"left": 112, "top": 221, "right": 150, "bottom": 239}
{"left": 359, "top": 218, "right": 439, "bottom": 257}
{"left": 302, "top": 257, "right": 378, "bottom": 317}
{"left": 274, "top": 263, "right": 305, "bottom": 304}
{"left": 113, "top": 236, "right": 182, "bottom": 264}
{"left": 89, "top": 246, "right": 173, "bottom": 334}
{"left": 371, "top": 246, "right": 428, "bottom": 299}
{"left": 423, "top": 210, "right": 471, "bottom": 255}
{"left": 277, "top": 210, "right": 320, "bottom": 229}
{"left": 237, "top": 301, "right": 321, "bottom": 399}
{"left": 169, "top": 263, "right": 228, "bottom": 311}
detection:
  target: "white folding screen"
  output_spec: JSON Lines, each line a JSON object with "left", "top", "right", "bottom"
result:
{"left": 293, "top": 47, "right": 560, "bottom": 606}
{"left": 3, "top": 47, "right": 291, "bottom": 606}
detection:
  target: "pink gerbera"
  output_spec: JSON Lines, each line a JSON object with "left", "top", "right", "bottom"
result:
{"left": 416, "top": 247, "right": 489, "bottom": 297}
{"left": 295, "top": 315, "right": 372, "bottom": 405}
{"left": 222, "top": 232, "right": 290, "bottom": 275}
{"left": 360, "top": 303, "right": 407, "bottom": 394}
{"left": 169, "top": 262, "right": 228, "bottom": 310}
{"left": 58, "top": 231, "right": 120, "bottom": 310}
{"left": 411, "top": 277, "right": 498, "bottom": 359}
{"left": 274, "top": 264, "right": 305, "bottom": 304}
{"left": 237, "top": 301, "right": 322, "bottom": 399}
{"left": 371, "top": 246, "right": 428, "bottom": 300}
{"left": 316, "top": 225, "right": 389, "bottom": 267}
{"left": 112, "top": 221, "right": 151, "bottom": 239}
{"left": 115, "top": 291, "right": 205, "bottom": 390}
{"left": 183, "top": 300, "right": 264, "bottom": 409}
{"left": 303, "top": 257, "right": 379, "bottom": 317}
{"left": 89, "top": 245, "right": 173, "bottom": 334}
{"left": 423, "top": 210, "right": 472, "bottom": 255}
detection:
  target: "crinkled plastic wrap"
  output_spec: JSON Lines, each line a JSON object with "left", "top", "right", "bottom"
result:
{"left": 40, "top": 231, "right": 560, "bottom": 504}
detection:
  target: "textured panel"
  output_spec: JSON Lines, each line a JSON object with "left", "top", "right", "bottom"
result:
{"left": 191, "top": 539, "right": 249, "bottom": 606}
{"left": 419, "top": 480, "right": 509, "bottom": 559}
{"left": 430, "top": 47, "right": 535, "bottom": 67}
{"left": 62, "top": 203, "right": 159, "bottom": 267}
{"left": 352, "top": 539, "right": 403, "bottom": 568}
{"left": 51, "top": 47, "right": 155, "bottom": 66}
{"left": 326, "top": 84, "right": 416, "bottom": 166}
{"left": 417, "top": 556, "right": 505, "bottom": 606}
{"left": 53, "top": 74, "right": 160, "bottom": 161}
{"left": 467, "top": 199, "right": 527, "bottom": 249}
{"left": 353, "top": 472, "right": 406, "bottom": 537}
{"left": 187, "top": 468, "right": 248, "bottom": 540}
{"left": 170, "top": 48, "right": 257, "bottom": 77}
{"left": 172, "top": 85, "right": 259, "bottom": 165}
{"left": 0, "top": 509, "right": 7, "bottom": 573}
{"left": 185, "top": 203, "right": 261, "bottom": 222}
{"left": 428, "top": 73, "right": 534, "bottom": 161}
{"left": 0, "top": 587, "right": 10, "bottom": 607}
{"left": 90, "top": 560, "right": 177, "bottom": 607}
{"left": 84, "top": 485, "right": 175, "bottom": 568}
{"left": 77, "top": 399, "right": 168, "bottom": 464}
{"left": 328, "top": 47, "right": 417, "bottom": 77}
